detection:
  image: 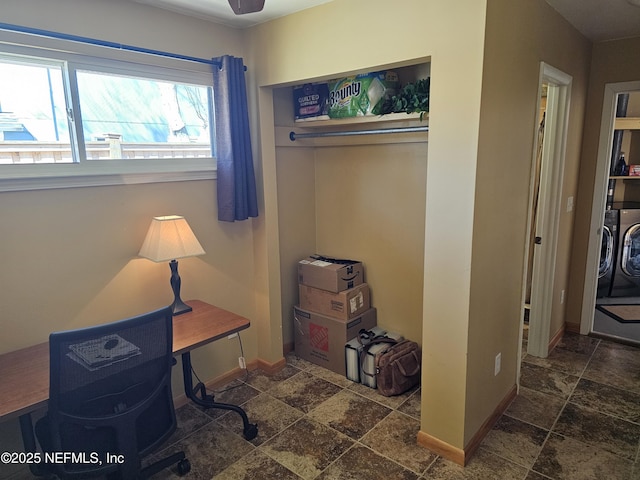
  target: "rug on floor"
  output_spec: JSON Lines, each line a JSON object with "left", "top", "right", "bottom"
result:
{"left": 596, "top": 304, "right": 640, "bottom": 323}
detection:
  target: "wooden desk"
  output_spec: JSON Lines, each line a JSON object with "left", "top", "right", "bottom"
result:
{"left": 0, "top": 342, "right": 50, "bottom": 423}
{"left": 172, "top": 300, "right": 249, "bottom": 356}
{"left": 0, "top": 300, "right": 250, "bottom": 423}
{"left": 0, "top": 300, "right": 253, "bottom": 453}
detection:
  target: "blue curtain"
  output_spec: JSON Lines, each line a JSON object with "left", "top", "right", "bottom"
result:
{"left": 212, "top": 55, "right": 258, "bottom": 222}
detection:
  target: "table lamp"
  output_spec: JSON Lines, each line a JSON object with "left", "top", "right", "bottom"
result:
{"left": 139, "top": 215, "right": 205, "bottom": 315}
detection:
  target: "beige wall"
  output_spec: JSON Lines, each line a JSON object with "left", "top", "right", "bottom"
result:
{"left": 0, "top": 0, "right": 251, "bottom": 344}
{"left": 314, "top": 142, "right": 428, "bottom": 345}
{"left": 251, "top": 0, "right": 592, "bottom": 453}
{"left": 469, "top": 0, "right": 590, "bottom": 443}
{"left": 568, "top": 36, "right": 640, "bottom": 329}
{"left": 250, "top": 0, "right": 488, "bottom": 450}
{"left": 274, "top": 134, "right": 428, "bottom": 348}
{"left": 0, "top": 0, "right": 258, "bottom": 472}
{"left": 2, "top": 0, "right": 245, "bottom": 59}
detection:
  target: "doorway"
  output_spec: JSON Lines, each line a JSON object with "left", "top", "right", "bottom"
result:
{"left": 522, "top": 63, "right": 572, "bottom": 358}
{"left": 582, "top": 81, "right": 640, "bottom": 341}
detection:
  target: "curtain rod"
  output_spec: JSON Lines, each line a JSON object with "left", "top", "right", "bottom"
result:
{"left": 289, "top": 125, "right": 429, "bottom": 141}
{"left": 0, "top": 22, "right": 219, "bottom": 67}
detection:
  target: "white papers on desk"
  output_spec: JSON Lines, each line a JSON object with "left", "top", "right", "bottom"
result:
{"left": 68, "top": 334, "right": 140, "bottom": 371}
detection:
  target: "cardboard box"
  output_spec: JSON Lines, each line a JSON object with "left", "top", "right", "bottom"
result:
{"left": 328, "top": 70, "right": 399, "bottom": 118}
{"left": 294, "top": 306, "right": 377, "bottom": 375}
{"left": 298, "top": 256, "right": 364, "bottom": 293}
{"left": 293, "top": 83, "right": 329, "bottom": 121}
{"left": 299, "top": 283, "right": 370, "bottom": 320}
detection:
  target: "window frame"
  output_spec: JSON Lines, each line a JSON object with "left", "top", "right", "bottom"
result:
{"left": 0, "top": 35, "right": 217, "bottom": 192}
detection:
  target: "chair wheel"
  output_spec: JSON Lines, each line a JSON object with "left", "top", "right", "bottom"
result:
{"left": 177, "top": 458, "right": 191, "bottom": 476}
{"left": 243, "top": 423, "right": 258, "bottom": 440}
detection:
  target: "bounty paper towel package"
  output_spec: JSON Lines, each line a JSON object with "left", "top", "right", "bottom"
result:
{"left": 328, "top": 70, "right": 398, "bottom": 119}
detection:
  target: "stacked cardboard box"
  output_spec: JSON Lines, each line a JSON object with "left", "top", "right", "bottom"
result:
{"left": 294, "top": 255, "right": 376, "bottom": 375}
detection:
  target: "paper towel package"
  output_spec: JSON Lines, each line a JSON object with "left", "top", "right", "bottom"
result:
{"left": 328, "top": 70, "right": 398, "bottom": 118}
{"left": 293, "top": 83, "right": 329, "bottom": 121}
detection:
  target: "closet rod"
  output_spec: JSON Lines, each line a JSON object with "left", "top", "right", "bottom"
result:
{"left": 289, "top": 125, "right": 428, "bottom": 141}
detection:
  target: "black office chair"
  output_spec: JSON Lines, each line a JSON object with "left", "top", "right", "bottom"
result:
{"left": 35, "top": 306, "right": 190, "bottom": 479}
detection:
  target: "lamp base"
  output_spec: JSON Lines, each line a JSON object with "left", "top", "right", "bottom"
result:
{"left": 169, "top": 259, "right": 192, "bottom": 316}
{"left": 171, "top": 298, "right": 193, "bottom": 316}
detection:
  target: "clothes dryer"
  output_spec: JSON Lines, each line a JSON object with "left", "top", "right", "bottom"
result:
{"left": 597, "top": 208, "right": 618, "bottom": 298}
{"left": 611, "top": 207, "right": 640, "bottom": 298}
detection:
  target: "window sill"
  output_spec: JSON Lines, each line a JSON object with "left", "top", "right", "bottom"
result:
{"left": 0, "top": 159, "right": 217, "bottom": 192}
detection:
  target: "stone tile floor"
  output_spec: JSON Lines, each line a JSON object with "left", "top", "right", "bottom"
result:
{"left": 8, "top": 331, "right": 640, "bottom": 479}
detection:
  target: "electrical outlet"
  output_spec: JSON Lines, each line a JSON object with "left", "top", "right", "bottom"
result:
{"left": 561, "top": 289, "right": 565, "bottom": 304}
{"left": 227, "top": 332, "right": 238, "bottom": 340}
{"left": 567, "top": 196, "right": 574, "bottom": 212}
{"left": 239, "top": 356, "right": 246, "bottom": 369}
{"left": 494, "top": 353, "right": 501, "bottom": 376}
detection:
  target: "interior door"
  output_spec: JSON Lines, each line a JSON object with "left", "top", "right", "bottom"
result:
{"left": 523, "top": 63, "right": 572, "bottom": 359}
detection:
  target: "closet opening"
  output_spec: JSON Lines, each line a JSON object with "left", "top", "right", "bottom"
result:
{"left": 590, "top": 88, "right": 640, "bottom": 346}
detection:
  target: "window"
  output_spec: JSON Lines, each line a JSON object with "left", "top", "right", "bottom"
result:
{"left": 0, "top": 57, "right": 71, "bottom": 163}
{"left": 75, "top": 70, "right": 213, "bottom": 160}
{"left": 0, "top": 39, "right": 216, "bottom": 191}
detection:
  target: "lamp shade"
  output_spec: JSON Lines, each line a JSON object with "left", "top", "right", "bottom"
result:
{"left": 139, "top": 215, "right": 205, "bottom": 262}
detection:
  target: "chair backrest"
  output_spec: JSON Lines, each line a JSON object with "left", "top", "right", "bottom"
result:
{"left": 45, "top": 306, "right": 175, "bottom": 478}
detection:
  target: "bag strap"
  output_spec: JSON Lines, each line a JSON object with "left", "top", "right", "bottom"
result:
{"left": 359, "top": 336, "right": 398, "bottom": 378}
{"left": 356, "top": 328, "right": 379, "bottom": 347}
{"left": 395, "top": 350, "right": 421, "bottom": 376}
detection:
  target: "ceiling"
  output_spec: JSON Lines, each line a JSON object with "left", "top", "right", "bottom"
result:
{"left": 132, "top": 0, "right": 336, "bottom": 28}
{"left": 545, "top": 0, "right": 640, "bottom": 42}
{"left": 132, "top": 0, "right": 640, "bottom": 41}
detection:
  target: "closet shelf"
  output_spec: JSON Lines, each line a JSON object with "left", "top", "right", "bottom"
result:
{"left": 615, "top": 117, "right": 640, "bottom": 131}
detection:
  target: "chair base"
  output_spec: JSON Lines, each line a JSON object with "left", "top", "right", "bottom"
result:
{"left": 141, "top": 451, "right": 190, "bottom": 478}
{"left": 35, "top": 414, "right": 189, "bottom": 479}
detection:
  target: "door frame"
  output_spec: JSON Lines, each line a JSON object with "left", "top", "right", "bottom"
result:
{"left": 581, "top": 81, "right": 640, "bottom": 334}
{"left": 523, "top": 62, "right": 572, "bottom": 358}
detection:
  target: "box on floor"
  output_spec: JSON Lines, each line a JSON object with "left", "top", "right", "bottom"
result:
{"left": 294, "top": 305, "right": 376, "bottom": 376}
{"left": 298, "top": 283, "right": 370, "bottom": 321}
{"left": 297, "top": 256, "right": 364, "bottom": 293}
